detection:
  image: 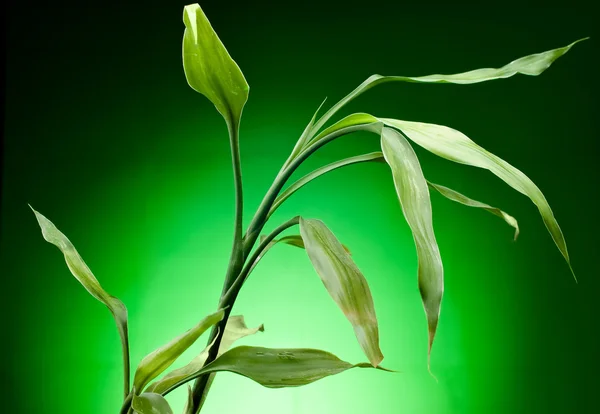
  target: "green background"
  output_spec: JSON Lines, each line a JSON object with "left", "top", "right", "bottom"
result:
{"left": 2, "top": 0, "right": 598, "bottom": 412}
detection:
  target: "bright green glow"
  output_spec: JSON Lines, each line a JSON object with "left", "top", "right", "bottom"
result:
{"left": 3, "top": 1, "right": 594, "bottom": 413}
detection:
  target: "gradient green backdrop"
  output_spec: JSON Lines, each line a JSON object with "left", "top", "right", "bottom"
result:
{"left": 2, "top": 0, "right": 598, "bottom": 412}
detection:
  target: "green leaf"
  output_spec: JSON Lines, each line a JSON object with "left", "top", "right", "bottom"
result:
{"left": 167, "top": 346, "right": 392, "bottom": 392}
{"left": 132, "top": 392, "right": 173, "bottom": 414}
{"left": 133, "top": 309, "right": 224, "bottom": 393}
{"left": 380, "top": 127, "right": 444, "bottom": 370}
{"left": 299, "top": 218, "right": 383, "bottom": 366}
{"left": 146, "top": 316, "right": 263, "bottom": 395}
{"left": 182, "top": 385, "right": 194, "bottom": 414}
{"left": 30, "top": 206, "right": 131, "bottom": 395}
{"left": 270, "top": 151, "right": 384, "bottom": 218}
{"left": 288, "top": 97, "right": 328, "bottom": 163}
{"left": 310, "top": 39, "right": 586, "bottom": 139}
{"left": 182, "top": 3, "right": 249, "bottom": 127}
{"left": 383, "top": 118, "right": 574, "bottom": 279}
{"left": 428, "top": 181, "right": 520, "bottom": 240}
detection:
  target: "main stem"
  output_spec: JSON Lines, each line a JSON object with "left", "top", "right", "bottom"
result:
{"left": 189, "top": 119, "right": 245, "bottom": 411}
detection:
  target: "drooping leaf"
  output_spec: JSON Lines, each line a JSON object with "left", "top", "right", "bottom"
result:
{"left": 299, "top": 218, "right": 382, "bottom": 366}
{"left": 132, "top": 392, "right": 173, "bottom": 414}
{"left": 310, "top": 39, "right": 586, "bottom": 139}
{"left": 270, "top": 152, "right": 384, "bottom": 218}
{"left": 164, "top": 346, "right": 392, "bottom": 393}
{"left": 379, "top": 127, "right": 444, "bottom": 369}
{"left": 30, "top": 206, "right": 131, "bottom": 395}
{"left": 312, "top": 113, "right": 380, "bottom": 144}
{"left": 428, "top": 181, "right": 519, "bottom": 240}
{"left": 382, "top": 118, "right": 573, "bottom": 278}
{"left": 146, "top": 316, "right": 263, "bottom": 395}
{"left": 182, "top": 3, "right": 249, "bottom": 128}
{"left": 133, "top": 309, "right": 224, "bottom": 393}
{"left": 261, "top": 234, "right": 353, "bottom": 256}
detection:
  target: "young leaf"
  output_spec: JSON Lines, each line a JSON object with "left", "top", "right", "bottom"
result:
{"left": 166, "top": 346, "right": 392, "bottom": 392}
{"left": 299, "top": 218, "right": 383, "bottom": 367}
{"left": 382, "top": 118, "right": 573, "bottom": 278}
{"left": 288, "top": 97, "right": 328, "bottom": 163}
{"left": 379, "top": 127, "right": 444, "bottom": 370}
{"left": 310, "top": 39, "right": 587, "bottom": 138}
{"left": 182, "top": 3, "right": 249, "bottom": 127}
{"left": 132, "top": 392, "right": 173, "bottom": 414}
{"left": 133, "top": 308, "right": 224, "bottom": 393}
{"left": 146, "top": 316, "right": 263, "bottom": 395}
{"left": 428, "top": 181, "right": 520, "bottom": 240}
{"left": 30, "top": 207, "right": 131, "bottom": 396}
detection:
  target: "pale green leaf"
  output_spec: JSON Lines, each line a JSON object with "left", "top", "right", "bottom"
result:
{"left": 182, "top": 4, "right": 249, "bottom": 127}
{"left": 164, "top": 346, "right": 392, "bottom": 393}
{"left": 380, "top": 127, "right": 444, "bottom": 369}
{"left": 146, "top": 316, "right": 263, "bottom": 395}
{"left": 428, "top": 181, "right": 519, "bottom": 240}
{"left": 30, "top": 206, "right": 130, "bottom": 394}
{"left": 132, "top": 392, "right": 173, "bottom": 414}
{"left": 383, "top": 118, "right": 573, "bottom": 278}
{"left": 310, "top": 39, "right": 586, "bottom": 138}
{"left": 133, "top": 309, "right": 224, "bottom": 393}
{"left": 299, "top": 218, "right": 382, "bottom": 366}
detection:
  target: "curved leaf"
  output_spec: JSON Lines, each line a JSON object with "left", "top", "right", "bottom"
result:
{"left": 133, "top": 309, "right": 224, "bottom": 393}
{"left": 132, "top": 393, "right": 173, "bottom": 414}
{"left": 428, "top": 181, "right": 519, "bottom": 240}
{"left": 299, "top": 218, "right": 383, "bottom": 366}
{"left": 383, "top": 118, "right": 573, "bottom": 278}
{"left": 182, "top": 4, "right": 249, "bottom": 127}
{"left": 288, "top": 97, "right": 328, "bottom": 163}
{"left": 165, "top": 346, "right": 392, "bottom": 393}
{"left": 146, "top": 316, "right": 263, "bottom": 395}
{"left": 380, "top": 127, "right": 444, "bottom": 370}
{"left": 310, "top": 39, "right": 586, "bottom": 138}
{"left": 30, "top": 206, "right": 130, "bottom": 395}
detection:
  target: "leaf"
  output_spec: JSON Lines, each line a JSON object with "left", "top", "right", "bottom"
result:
{"left": 262, "top": 234, "right": 353, "bottom": 256}
{"left": 182, "top": 385, "right": 194, "bottom": 414}
{"left": 133, "top": 309, "right": 224, "bottom": 393}
{"left": 288, "top": 97, "right": 328, "bottom": 163}
{"left": 379, "top": 127, "right": 444, "bottom": 370}
{"left": 132, "top": 393, "right": 173, "bottom": 414}
{"left": 299, "top": 218, "right": 383, "bottom": 366}
{"left": 146, "top": 316, "right": 263, "bottom": 395}
{"left": 270, "top": 151, "right": 384, "bottom": 218}
{"left": 30, "top": 206, "right": 130, "bottom": 394}
{"left": 428, "top": 181, "right": 520, "bottom": 240}
{"left": 382, "top": 118, "right": 574, "bottom": 278}
{"left": 182, "top": 4, "right": 249, "bottom": 127}
{"left": 166, "top": 346, "right": 392, "bottom": 392}
{"left": 310, "top": 39, "right": 586, "bottom": 139}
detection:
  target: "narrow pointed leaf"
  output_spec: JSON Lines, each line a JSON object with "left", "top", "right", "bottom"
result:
{"left": 182, "top": 385, "right": 194, "bottom": 414}
{"left": 270, "top": 151, "right": 384, "bottom": 218}
{"left": 288, "top": 97, "right": 328, "bottom": 162}
{"left": 380, "top": 127, "right": 444, "bottom": 369}
{"left": 311, "top": 39, "right": 586, "bottom": 138}
{"left": 30, "top": 207, "right": 130, "bottom": 395}
{"left": 132, "top": 393, "right": 173, "bottom": 414}
{"left": 383, "top": 118, "right": 573, "bottom": 278}
{"left": 165, "top": 346, "right": 391, "bottom": 393}
{"left": 262, "top": 234, "right": 353, "bottom": 256}
{"left": 133, "top": 309, "right": 224, "bottom": 393}
{"left": 147, "top": 316, "right": 263, "bottom": 395}
{"left": 182, "top": 4, "right": 249, "bottom": 127}
{"left": 428, "top": 181, "right": 520, "bottom": 240}
{"left": 299, "top": 218, "right": 382, "bottom": 366}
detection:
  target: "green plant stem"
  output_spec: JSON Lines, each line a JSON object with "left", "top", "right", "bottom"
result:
{"left": 188, "top": 119, "right": 245, "bottom": 413}
{"left": 243, "top": 123, "right": 377, "bottom": 255}
{"left": 119, "top": 392, "right": 133, "bottom": 414}
{"left": 187, "top": 217, "right": 300, "bottom": 412}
